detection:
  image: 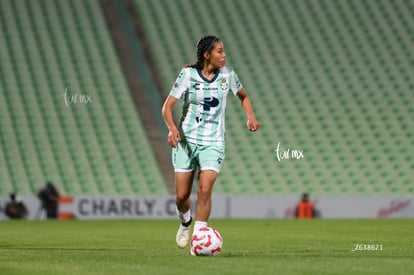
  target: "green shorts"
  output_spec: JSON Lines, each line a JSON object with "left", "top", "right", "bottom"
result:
{"left": 172, "top": 141, "right": 225, "bottom": 173}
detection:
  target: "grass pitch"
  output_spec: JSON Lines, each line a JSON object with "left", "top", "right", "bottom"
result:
{"left": 0, "top": 219, "right": 413, "bottom": 275}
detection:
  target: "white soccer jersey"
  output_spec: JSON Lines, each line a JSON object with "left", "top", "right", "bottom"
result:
{"left": 169, "top": 66, "right": 243, "bottom": 146}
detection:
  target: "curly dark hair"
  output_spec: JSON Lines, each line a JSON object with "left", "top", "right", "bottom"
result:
{"left": 186, "top": 35, "right": 221, "bottom": 70}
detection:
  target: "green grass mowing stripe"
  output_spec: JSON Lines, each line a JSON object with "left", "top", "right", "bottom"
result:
{"left": 0, "top": 219, "right": 413, "bottom": 275}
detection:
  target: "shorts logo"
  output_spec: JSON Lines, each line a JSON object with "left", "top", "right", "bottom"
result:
{"left": 217, "top": 157, "right": 223, "bottom": 164}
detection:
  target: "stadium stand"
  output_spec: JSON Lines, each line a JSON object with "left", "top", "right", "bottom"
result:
{"left": 1, "top": 0, "right": 413, "bottom": 197}
{"left": 133, "top": 0, "right": 414, "bottom": 195}
{"left": 0, "top": 0, "right": 169, "bottom": 195}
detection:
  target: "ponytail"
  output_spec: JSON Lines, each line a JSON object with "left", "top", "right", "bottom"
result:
{"left": 186, "top": 35, "right": 220, "bottom": 70}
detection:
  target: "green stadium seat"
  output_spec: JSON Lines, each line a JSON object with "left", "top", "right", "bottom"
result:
{"left": 0, "top": 0, "right": 169, "bottom": 195}
{"left": 2, "top": 0, "right": 413, "bottom": 197}
{"left": 133, "top": 0, "right": 414, "bottom": 196}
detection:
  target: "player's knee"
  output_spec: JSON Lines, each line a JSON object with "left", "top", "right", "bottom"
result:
{"left": 197, "top": 186, "right": 212, "bottom": 200}
{"left": 176, "top": 192, "right": 190, "bottom": 203}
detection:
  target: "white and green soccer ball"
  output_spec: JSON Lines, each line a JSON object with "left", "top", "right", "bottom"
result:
{"left": 190, "top": 227, "right": 223, "bottom": 256}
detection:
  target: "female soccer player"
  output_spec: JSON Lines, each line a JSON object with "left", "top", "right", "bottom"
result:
{"left": 161, "top": 35, "right": 260, "bottom": 253}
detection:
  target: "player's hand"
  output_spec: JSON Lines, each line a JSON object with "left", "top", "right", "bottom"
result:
{"left": 167, "top": 128, "right": 181, "bottom": 147}
{"left": 247, "top": 119, "right": 260, "bottom": 132}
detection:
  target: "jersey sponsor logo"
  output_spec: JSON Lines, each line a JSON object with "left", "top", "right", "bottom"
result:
{"left": 202, "top": 97, "right": 219, "bottom": 111}
{"left": 193, "top": 83, "right": 218, "bottom": 91}
{"left": 195, "top": 97, "right": 219, "bottom": 124}
{"left": 195, "top": 117, "right": 219, "bottom": 125}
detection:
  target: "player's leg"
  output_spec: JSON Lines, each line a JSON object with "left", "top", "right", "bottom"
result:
{"left": 193, "top": 170, "right": 218, "bottom": 231}
{"left": 175, "top": 170, "right": 195, "bottom": 248}
{"left": 175, "top": 170, "right": 195, "bottom": 222}
{"left": 173, "top": 142, "right": 197, "bottom": 248}
{"left": 193, "top": 145, "right": 224, "bottom": 233}
{"left": 189, "top": 169, "right": 218, "bottom": 256}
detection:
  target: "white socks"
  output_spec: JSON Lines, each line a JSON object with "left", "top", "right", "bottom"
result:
{"left": 193, "top": 221, "right": 207, "bottom": 234}
{"left": 176, "top": 207, "right": 208, "bottom": 234}
{"left": 176, "top": 208, "right": 192, "bottom": 225}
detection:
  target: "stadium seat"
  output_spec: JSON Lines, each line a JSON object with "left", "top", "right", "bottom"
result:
{"left": 133, "top": 0, "right": 414, "bottom": 196}
{"left": 0, "top": 0, "right": 169, "bottom": 195}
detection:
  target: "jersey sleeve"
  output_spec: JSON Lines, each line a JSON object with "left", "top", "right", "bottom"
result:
{"left": 229, "top": 68, "right": 243, "bottom": 96}
{"left": 169, "top": 68, "right": 189, "bottom": 99}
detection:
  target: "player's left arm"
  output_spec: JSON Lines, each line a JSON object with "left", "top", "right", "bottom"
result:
{"left": 237, "top": 88, "right": 260, "bottom": 132}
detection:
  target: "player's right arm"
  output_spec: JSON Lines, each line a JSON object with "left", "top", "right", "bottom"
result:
{"left": 162, "top": 96, "right": 181, "bottom": 148}
{"left": 162, "top": 68, "right": 189, "bottom": 147}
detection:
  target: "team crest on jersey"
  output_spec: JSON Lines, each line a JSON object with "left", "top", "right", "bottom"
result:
{"left": 173, "top": 82, "right": 178, "bottom": 88}
{"left": 221, "top": 78, "right": 228, "bottom": 91}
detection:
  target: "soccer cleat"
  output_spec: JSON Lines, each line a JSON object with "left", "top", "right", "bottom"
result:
{"left": 176, "top": 224, "right": 191, "bottom": 248}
